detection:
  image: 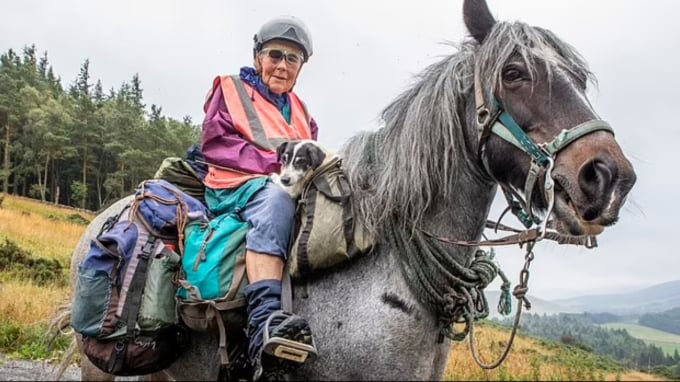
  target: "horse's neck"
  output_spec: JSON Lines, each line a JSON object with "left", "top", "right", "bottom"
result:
{"left": 379, "top": 169, "right": 497, "bottom": 318}
{"left": 421, "top": 172, "right": 496, "bottom": 250}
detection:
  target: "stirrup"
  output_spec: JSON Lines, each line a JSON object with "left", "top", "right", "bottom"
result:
{"left": 262, "top": 311, "right": 317, "bottom": 364}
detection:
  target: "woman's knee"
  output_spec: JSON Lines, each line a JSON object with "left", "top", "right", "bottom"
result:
{"left": 243, "top": 183, "right": 296, "bottom": 258}
{"left": 258, "top": 183, "right": 295, "bottom": 219}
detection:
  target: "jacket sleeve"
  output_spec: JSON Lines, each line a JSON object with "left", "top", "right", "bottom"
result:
{"left": 201, "top": 84, "right": 279, "bottom": 174}
{"left": 309, "top": 117, "right": 319, "bottom": 141}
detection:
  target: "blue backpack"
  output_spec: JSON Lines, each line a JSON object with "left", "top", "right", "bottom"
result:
{"left": 71, "top": 179, "right": 208, "bottom": 376}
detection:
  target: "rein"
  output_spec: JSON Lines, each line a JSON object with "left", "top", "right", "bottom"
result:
{"left": 421, "top": 58, "right": 615, "bottom": 370}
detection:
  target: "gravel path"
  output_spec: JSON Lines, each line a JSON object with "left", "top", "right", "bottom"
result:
{"left": 0, "top": 355, "right": 81, "bottom": 381}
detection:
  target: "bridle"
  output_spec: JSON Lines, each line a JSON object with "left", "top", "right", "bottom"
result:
{"left": 423, "top": 57, "right": 617, "bottom": 370}
{"left": 474, "top": 57, "right": 614, "bottom": 246}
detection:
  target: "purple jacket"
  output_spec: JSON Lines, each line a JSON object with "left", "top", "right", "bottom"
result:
{"left": 201, "top": 67, "right": 319, "bottom": 176}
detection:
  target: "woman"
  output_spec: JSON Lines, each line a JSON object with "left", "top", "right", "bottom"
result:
{"left": 200, "top": 16, "right": 318, "bottom": 380}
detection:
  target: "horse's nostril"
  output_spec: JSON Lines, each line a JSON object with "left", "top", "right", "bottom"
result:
{"left": 582, "top": 207, "right": 600, "bottom": 222}
{"left": 579, "top": 158, "right": 616, "bottom": 196}
{"left": 576, "top": 158, "right": 619, "bottom": 222}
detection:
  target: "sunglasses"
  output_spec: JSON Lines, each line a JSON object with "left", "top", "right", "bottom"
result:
{"left": 260, "top": 48, "right": 303, "bottom": 66}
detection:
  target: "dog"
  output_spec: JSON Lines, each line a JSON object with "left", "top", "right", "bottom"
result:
{"left": 271, "top": 139, "right": 328, "bottom": 199}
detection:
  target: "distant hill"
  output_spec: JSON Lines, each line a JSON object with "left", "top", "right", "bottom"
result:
{"left": 601, "top": 322, "right": 680, "bottom": 356}
{"left": 484, "top": 290, "right": 577, "bottom": 319}
{"left": 550, "top": 280, "right": 680, "bottom": 315}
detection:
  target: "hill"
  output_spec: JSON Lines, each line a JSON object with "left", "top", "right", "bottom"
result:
{"left": 551, "top": 280, "right": 680, "bottom": 315}
{"left": 444, "top": 321, "right": 665, "bottom": 381}
{"left": 602, "top": 322, "right": 680, "bottom": 356}
{"left": 484, "top": 290, "right": 577, "bottom": 319}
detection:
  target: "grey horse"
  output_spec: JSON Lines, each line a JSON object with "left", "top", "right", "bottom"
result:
{"left": 63, "top": 0, "right": 637, "bottom": 380}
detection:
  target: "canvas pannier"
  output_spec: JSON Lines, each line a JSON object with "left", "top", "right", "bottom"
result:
{"left": 288, "top": 156, "right": 373, "bottom": 279}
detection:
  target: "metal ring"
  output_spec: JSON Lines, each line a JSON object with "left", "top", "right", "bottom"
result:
{"left": 477, "top": 108, "right": 490, "bottom": 126}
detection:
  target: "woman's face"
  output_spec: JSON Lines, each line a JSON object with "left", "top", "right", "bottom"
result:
{"left": 254, "top": 40, "right": 304, "bottom": 94}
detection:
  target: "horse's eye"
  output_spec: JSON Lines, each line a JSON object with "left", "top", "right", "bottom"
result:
{"left": 502, "top": 67, "right": 522, "bottom": 82}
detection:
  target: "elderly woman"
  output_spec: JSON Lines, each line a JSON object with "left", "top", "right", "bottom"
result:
{"left": 200, "top": 16, "right": 318, "bottom": 380}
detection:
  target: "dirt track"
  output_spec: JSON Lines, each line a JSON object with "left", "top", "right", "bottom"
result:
{"left": 0, "top": 354, "right": 146, "bottom": 381}
{"left": 0, "top": 356, "right": 81, "bottom": 381}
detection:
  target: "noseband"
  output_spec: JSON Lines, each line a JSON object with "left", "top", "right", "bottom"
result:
{"left": 473, "top": 59, "right": 614, "bottom": 243}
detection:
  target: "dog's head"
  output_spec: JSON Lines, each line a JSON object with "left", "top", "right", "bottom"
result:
{"left": 276, "top": 140, "right": 327, "bottom": 190}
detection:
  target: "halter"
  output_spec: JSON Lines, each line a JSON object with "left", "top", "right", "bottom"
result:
{"left": 474, "top": 59, "right": 614, "bottom": 241}
{"left": 433, "top": 58, "right": 616, "bottom": 370}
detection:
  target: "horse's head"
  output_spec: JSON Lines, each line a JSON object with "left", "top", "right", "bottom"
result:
{"left": 463, "top": 0, "right": 636, "bottom": 238}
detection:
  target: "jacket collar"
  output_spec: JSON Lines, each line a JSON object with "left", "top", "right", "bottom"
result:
{"left": 239, "top": 66, "right": 289, "bottom": 111}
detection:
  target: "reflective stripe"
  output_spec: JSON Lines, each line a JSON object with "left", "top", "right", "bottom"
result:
{"left": 231, "top": 75, "right": 273, "bottom": 151}
{"left": 219, "top": 75, "right": 312, "bottom": 153}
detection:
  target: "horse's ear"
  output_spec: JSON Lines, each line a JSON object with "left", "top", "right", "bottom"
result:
{"left": 463, "top": 0, "right": 497, "bottom": 43}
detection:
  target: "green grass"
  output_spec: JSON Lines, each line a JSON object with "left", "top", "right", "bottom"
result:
{"left": 602, "top": 322, "right": 680, "bottom": 356}
{"left": 0, "top": 321, "right": 71, "bottom": 361}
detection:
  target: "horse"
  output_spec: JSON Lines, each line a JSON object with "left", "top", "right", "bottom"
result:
{"left": 60, "top": 0, "right": 637, "bottom": 380}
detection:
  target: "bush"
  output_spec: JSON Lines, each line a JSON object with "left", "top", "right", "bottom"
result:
{"left": 0, "top": 239, "right": 66, "bottom": 286}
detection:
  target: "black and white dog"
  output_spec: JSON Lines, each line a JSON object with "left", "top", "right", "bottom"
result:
{"left": 271, "top": 139, "right": 328, "bottom": 199}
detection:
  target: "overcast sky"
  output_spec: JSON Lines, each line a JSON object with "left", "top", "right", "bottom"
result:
{"left": 1, "top": 0, "right": 678, "bottom": 300}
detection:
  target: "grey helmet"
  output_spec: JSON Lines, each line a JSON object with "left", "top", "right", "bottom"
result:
{"left": 253, "top": 16, "right": 313, "bottom": 62}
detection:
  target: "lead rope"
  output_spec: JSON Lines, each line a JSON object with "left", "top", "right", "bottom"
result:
{"left": 383, "top": 220, "right": 505, "bottom": 344}
{"left": 465, "top": 241, "right": 535, "bottom": 369}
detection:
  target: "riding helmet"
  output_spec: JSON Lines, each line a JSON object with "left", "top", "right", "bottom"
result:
{"left": 253, "top": 16, "right": 313, "bottom": 62}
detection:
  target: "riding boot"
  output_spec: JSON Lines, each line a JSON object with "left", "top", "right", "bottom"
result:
{"left": 244, "top": 279, "right": 317, "bottom": 381}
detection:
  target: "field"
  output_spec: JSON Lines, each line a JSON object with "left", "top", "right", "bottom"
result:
{"left": 603, "top": 322, "right": 680, "bottom": 356}
{"left": 0, "top": 194, "right": 665, "bottom": 380}
{"left": 444, "top": 321, "right": 668, "bottom": 381}
{"left": 0, "top": 195, "right": 93, "bottom": 326}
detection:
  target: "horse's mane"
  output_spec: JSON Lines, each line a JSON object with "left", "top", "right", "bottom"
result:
{"left": 342, "top": 20, "right": 595, "bottom": 238}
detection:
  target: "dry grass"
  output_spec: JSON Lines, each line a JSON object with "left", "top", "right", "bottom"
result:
{"left": 0, "top": 196, "right": 93, "bottom": 263}
{"left": 617, "top": 371, "right": 669, "bottom": 381}
{"left": 444, "top": 322, "right": 666, "bottom": 381}
{"left": 0, "top": 280, "right": 70, "bottom": 325}
{"left": 0, "top": 195, "right": 86, "bottom": 324}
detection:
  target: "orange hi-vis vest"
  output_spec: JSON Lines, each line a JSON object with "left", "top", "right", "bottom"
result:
{"left": 203, "top": 75, "right": 313, "bottom": 189}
